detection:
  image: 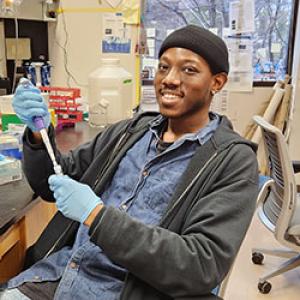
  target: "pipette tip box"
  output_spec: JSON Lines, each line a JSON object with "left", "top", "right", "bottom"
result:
{"left": 0, "top": 157, "right": 22, "bottom": 185}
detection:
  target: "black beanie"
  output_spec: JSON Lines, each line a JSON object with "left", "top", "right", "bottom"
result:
{"left": 158, "top": 25, "right": 229, "bottom": 75}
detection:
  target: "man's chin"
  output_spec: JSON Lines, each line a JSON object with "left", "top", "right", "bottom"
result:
{"left": 159, "top": 109, "right": 181, "bottom": 119}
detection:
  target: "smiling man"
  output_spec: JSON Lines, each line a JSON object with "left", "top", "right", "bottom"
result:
{"left": 2, "top": 25, "right": 259, "bottom": 300}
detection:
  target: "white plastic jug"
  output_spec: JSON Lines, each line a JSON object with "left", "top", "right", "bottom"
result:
{"left": 88, "top": 58, "right": 133, "bottom": 127}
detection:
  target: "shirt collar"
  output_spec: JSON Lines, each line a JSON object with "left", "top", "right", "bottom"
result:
{"left": 149, "top": 113, "right": 220, "bottom": 145}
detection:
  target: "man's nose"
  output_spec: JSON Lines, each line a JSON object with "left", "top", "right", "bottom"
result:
{"left": 162, "top": 68, "right": 180, "bottom": 86}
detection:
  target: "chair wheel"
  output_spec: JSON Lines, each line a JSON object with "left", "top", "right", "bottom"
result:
{"left": 258, "top": 281, "right": 272, "bottom": 294}
{"left": 252, "top": 252, "right": 264, "bottom": 264}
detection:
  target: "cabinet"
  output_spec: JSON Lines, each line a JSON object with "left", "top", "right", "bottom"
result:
{"left": 0, "top": 199, "right": 57, "bottom": 283}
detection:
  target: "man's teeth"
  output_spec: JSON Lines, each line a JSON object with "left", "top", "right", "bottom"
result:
{"left": 163, "top": 94, "right": 180, "bottom": 99}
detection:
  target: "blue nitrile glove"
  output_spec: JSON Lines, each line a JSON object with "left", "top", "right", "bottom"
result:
{"left": 12, "top": 79, "right": 50, "bottom": 132}
{"left": 48, "top": 174, "right": 103, "bottom": 223}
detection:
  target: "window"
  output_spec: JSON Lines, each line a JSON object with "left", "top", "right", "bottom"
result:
{"left": 141, "top": 0, "right": 297, "bottom": 83}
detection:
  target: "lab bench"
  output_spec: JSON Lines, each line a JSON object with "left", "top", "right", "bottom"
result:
{"left": 0, "top": 121, "right": 101, "bottom": 283}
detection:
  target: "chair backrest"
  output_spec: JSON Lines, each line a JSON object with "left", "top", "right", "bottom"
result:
{"left": 253, "top": 115, "right": 297, "bottom": 249}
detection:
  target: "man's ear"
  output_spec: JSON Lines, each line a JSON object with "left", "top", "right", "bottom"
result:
{"left": 212, "top": 72, "right": 228, "bottom": 92}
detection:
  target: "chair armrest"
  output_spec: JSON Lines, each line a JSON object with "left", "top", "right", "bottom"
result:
{"left": 292, "top": 160, "right": 300, "bottom": 173}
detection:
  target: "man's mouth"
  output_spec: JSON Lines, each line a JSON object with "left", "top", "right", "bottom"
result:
{"left": 160, "top": 91, "right": 183, "bottom": 103}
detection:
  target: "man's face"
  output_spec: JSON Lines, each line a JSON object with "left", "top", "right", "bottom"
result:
{"left": 154, "top": 48, "right": 219, "bottom": 121}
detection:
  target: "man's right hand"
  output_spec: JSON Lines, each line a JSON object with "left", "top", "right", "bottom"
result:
{"left": 12, "top": 79, "right": 50, "bottom": 132}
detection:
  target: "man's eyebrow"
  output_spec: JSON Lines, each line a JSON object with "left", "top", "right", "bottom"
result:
{"left": 159, "top": 57, "right": 200, "bottom": 64}
{"left": 180, "top": 59, "right": 200, "bottom": 64}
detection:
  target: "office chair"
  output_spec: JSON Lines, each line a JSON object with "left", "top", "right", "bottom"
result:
{"left": 251, "top": 115, "right": 300, "bottom": 294}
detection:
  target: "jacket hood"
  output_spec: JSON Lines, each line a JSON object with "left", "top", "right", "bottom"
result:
{"left": 212, "top": 115, "right": 258, "bottom": 153}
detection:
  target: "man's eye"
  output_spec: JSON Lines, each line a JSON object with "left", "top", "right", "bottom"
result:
{"left": 158, "top": 64, "right": 168, "bottom": 71}
{"left": 183, "top": 67, "right": 197, "bottom": 74}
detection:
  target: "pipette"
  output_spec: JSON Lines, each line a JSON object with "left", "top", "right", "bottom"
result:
{"left": 18, "top": 78, "right": 63, "bottom": 175}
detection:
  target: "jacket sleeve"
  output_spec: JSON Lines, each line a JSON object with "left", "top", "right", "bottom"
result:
{"left": 22, "top": 120, "right": 129, "bottom": 202}
{"left": 88, "top": 143, "right": 259, "bottom": 298}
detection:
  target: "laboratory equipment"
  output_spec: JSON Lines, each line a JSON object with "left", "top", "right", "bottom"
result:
{"left": 0, "top": 133, "right": 22, "bottom": 185}
{"left": 39, "top": 86, "right": 82, "bottom": 127}
{"left": 0, "top": 0, "right": 23, "bottom": 14}
{"left": 88, "top": 58, "right": 133, "bottom": 127}
{"left": 0, "top": 155, "right": 22, "bottom": 185}
{"left": 18, "top": 78, "right": 63, "bottom": 175}
{"left": 41, "top": 61, "right": 51, "bottom": 86}
{"left": 0, "top": 132, "right": 22, "bottom": 159}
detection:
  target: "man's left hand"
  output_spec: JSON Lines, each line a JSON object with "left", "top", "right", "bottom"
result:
{"left": 48, "top": 175, "right": 103, "bottom": 223}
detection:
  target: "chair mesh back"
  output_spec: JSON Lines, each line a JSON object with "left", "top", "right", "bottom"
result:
{"left": 263, "top": 129, "right": 284, "bottom": 225}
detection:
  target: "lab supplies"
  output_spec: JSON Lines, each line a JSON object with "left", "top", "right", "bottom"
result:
{"left": 0, "top": 155, "right": 22, "bottom": 185}
{"left": 88, "top": 58, "right": 133, "bottom": 127}
{"left": 17, "top": 78, "right": 63, "bottom": 175}
{"left": 24, "top": 62, "right": 37, "bottom": 86}
{"left": 0, "top": 132, "right": 22, "bottom": 160}
{"left": 39, "top": 86, "right": 82, "bottom": 127}
{"left": 41, "top": 61, "right": 51, "bottom": 86}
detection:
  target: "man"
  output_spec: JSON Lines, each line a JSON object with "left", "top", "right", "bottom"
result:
{"left": 1, "top": 25, "right": 258, "bottom": 300}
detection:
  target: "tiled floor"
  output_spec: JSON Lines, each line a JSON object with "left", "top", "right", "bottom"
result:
{"left": 224, "top": 213, "right": 300, "bottom": 299}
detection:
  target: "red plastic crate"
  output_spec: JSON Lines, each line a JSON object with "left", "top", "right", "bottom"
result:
{"left": 40, "top": 86, "right": 83, "bottom": 126}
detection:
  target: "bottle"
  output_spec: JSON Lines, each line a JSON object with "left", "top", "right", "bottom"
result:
{"left": 88, "top": 58, "right": 133, "bottom": 127}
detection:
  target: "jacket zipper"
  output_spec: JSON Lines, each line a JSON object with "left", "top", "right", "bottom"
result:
{"left": 160, "top": 142, "right": 238, "bottom": 226}
{"left": 159, "top": 151, "right": 219, "bottom": 226}
{"left": 93, "top": 131, "right": 129, "bottom": 189}
{"left": 43, "top": 222, "right": 74, "bottom": 259}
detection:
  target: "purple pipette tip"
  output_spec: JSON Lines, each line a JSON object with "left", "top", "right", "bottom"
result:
{"left": 33, "top": 116, "right": 45, "bottom": 130}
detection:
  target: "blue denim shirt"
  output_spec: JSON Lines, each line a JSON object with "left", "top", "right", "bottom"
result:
{"left": 8, "top": 114, "right": 220, "bottom": 299}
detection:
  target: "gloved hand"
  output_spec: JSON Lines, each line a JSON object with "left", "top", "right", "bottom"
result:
{"left": 48, "top": 174, "right": 103, "bottom": 223}
{"left": 12, "top": 79, "right": 50, "bottom": 132}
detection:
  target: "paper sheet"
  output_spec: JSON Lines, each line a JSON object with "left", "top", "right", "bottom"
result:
{"left": 226, "top": 36, "right": 253, "bottom": 72}
{"left": 210, "top": 90, "right": 229, "bottom": 115}
{"left": 229, "top": 0, "right": 255, "bottom": 34}
{"left": 102, "top": 12, "right": 132, "bottom": 53}
{"left": 225, "top": 35, "right": 253, "bottom": 91}
{"left": 224, "top": 71, "right": 253, "bottom": 92}
{"left": 146, "top": 28, "right": 156, "bottom": 38}
{"left": 142, "top": 58, "right": 158, "bottom": 69}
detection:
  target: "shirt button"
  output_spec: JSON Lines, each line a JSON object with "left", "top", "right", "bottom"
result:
{"left": 70, "top": 262, "right": 77, "bottom": 269}
{"left": 33, "top": 276, "right": 40, "bottom": 280}
{"left": 142, "top": 170, "right": 148, "bottom": 176}
{"left": 121, "top": 204, "right": 127, "bottom": 210}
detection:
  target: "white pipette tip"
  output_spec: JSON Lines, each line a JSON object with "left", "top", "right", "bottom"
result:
{"left": 54, "top": 164, "right": 63, "bottom": 175}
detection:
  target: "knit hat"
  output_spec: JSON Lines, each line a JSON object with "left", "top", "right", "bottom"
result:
{"left": 158, "top": 25, "right": 229, "bottom": 74}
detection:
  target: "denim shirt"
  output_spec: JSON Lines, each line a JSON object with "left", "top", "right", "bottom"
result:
{"left": 8, "top": 113, "right": 220, "bottom": 300}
